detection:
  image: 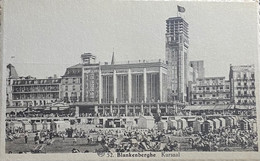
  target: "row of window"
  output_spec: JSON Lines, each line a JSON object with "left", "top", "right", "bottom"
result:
{"left": 193, "top": 94, "right": 230, "bottom": 99}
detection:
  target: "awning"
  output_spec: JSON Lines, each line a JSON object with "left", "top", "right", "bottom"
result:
{"left": 235, "top": 105, "right": 255, "bottom": 110}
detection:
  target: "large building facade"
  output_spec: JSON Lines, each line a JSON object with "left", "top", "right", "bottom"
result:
{"left": 80, "top": 53, "right": 168, "bottom": 104}
{"left": 190, "top": 77, "right": 230, "bottom": 105}
{"left": 165, "top": 17, "right": 189, "bottom": 102}
{"left": 229, "top": 65, "right": 256, "bottom": 106}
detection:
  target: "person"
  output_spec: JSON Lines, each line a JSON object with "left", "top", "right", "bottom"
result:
{"left": 24, "top": 132, "right": 28, "bottom": 144}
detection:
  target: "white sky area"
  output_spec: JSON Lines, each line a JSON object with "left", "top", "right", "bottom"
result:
{"left": 3, "top": 0, "right": 258, "bottom": 79}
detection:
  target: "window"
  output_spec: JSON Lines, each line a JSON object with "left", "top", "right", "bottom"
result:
{"left": 207, "top": 102, "right": 210, "bottom": 105}
{"left": 200, "top": 95, "right": 202, "bottom": 97}
{"left": 225, "top": 85, "right": 229, "bottom": 89}
{"left": 251, "top": 74, "right": 254, "bottom": 79}
{"left": 252, "top": 91, "right": 255, "bottom": 96}
{"left": 199, "top": 87, "right": 201, "bottom": 90}
{"left": 252, "top": 82, "right": 255, "bottom": 86}
{"left": 226, "top": 94, "right": 229, "bottom": 98}
{"left": 244, "top": 82, "right": 247, "bottom": 86}
{"left": 65, "top": 86, "right": 68, "bottom": 91}
{"left": 212, "top": 94, "right": 215, "bottom": 97}
{"left": 199, "top": 102, "right": 202, "bottom": 105}
{"left": 238, "top": 82, "right": 241, "bottom": 86}
{"left": 237, "top": 100, "right": 241, "bottom": 104}
{"left": 220, "top": 87, "right": 223, "bottom": 90}
{"left": 206, "top": 87, "right": 209, "bottom": 90}
{"left": 73, "top": 85, "right": 75, "bottom": 91}
{"left": 212, "top": 87, "right": 215, "bottom": 90}
{"left": 193, "top": 95, "right": 197, "bottom": 99}
{"left": 244, "top": 74, "right": 247, "bottom": 79}
{"left": 238, "top": 91, "right": 241, "bottom": 95}
{"left": 244, "top": 91, "right": 247, "bottom": 95}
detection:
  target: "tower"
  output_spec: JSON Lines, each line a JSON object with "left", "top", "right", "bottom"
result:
{"left": 165, "top": 17, "right": 189, "bottom": 102}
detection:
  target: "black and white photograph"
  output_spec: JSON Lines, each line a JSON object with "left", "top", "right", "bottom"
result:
{"left": 1, "top": 0, "right": 260, "bottom": 160}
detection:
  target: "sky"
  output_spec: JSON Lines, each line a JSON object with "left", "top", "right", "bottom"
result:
{"left": 3, "top": 0, "right": 258, "bottom": 78}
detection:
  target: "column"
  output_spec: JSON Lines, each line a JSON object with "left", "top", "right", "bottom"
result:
{"left": 82, "top": 67, "right": 85, "bottom": 102}
{"left": 75, "top": 106, "right": 79, "bottom": 117}
{"left": 143, "top": 68, "right": 147, "bottom": 103}
{"left": 125, "top": 103, "right": 128, "bottom": 116}
{"left": 133, "top": 106, "right": 136, "bottom": 116}
{"left": 165, "top": 104, "right": 168, "bottom": 114}
{"left": 99, "top": 68, "right": 102, "bottom": 103}
{"left": 110, "top": 103, "right": 113, "bottom": 116}
{"left": 159, "top": 67, "right": 163, "bottom": 102}
{"left": 141, "top": 101, "right": 144, "bottom": 115}
{"left": 94, "top": 105, "right": 98, "bottom": 115}
{"left": 103, "top": 106, "right": 105, "bottom": 116}
{"left": 118, "top": 105, "right": 120, "bottom": 116}
{"left": 113, "top": 70, "right": 117, "bottom": 103}
{"left": 128, "top": 69, "right": 132, "bottom": 103}
{"left": 157, "top": 102, "right": 160, "bottom": 114}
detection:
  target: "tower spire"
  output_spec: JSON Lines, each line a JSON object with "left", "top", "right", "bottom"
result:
{"left": 111, "top": 48, "right": 115, "bottom": 65}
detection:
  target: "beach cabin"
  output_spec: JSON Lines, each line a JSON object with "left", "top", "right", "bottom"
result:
{"left": 32, "top": 122, "right": 43, "bottom": 132}
{"left": 10, "top": 121, "right": 23, "bottom": 133}
{"left": 231, "top": 116, "right": 238, "bottom": 126}
{"left": 218, "top": 118, "right": 226, "bottom": 127}
{"left": 212, "top": 119, "right": 221, "bottom": 129}
{"left": 193, "top": 120, "right": 204, "bottom": 133}
{"left": 137, "top": 115, "right": 155, "bottom": 129}
{"left": 167, "top": 120, "right": 178, "bottom": 130}
{"left": 52, "top": 121, "right": 70, "bottom": 133}
{"left": 225, "top": 117, "right": 234, "bottom": 127}
{"left": 177, "top": 119, "right": 188, "bottom": 130}
{"left": 249, "top": 119, "right": 257, "bottom": 132}
{"left": 202, "top": 120, "right": 214, "bottom": 133}
{"left": 22, "top": 121, "right": 32, "bottom": 132}
{"left": 157, "top": 120, "right": 167, "bottom": 131}
{"left": 238, "top": 120, "right": 249, "bottom": 131}
{"left": 42, "top": 121, "right": 51, "bottom": 131}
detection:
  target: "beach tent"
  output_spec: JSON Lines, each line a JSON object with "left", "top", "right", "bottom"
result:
{"left": 52, "top": 121, "right": 70, "bottom": 133}
{"left": 22, "top": 121, "right": 32, "bottom": 132}
{"left": 167, "top": 120, "right": 178, "bottom": 130}
{"left": 157, "top": 120, "right": 167, "bottom": 131}
{"left": 218, "top": 118, "right": 226, "bottom": 127}
{"left": 212, "top": 119, "right": 221, "bottom": 129}
{"left": 238, "top": 120, "right": 248, "bottom": 131}
{"left": 202, "top": 120, "right": 214, "bottom": 133}
{"left": 42, "top": 121, "right": 51, "bottom": 131}
{"left": 193, "top": 120, "right": 204, "bottom": 133}
{"left": 137, "top": 115, "right": 155, "bottom": 129}
{"left": 225, "top": 117, "right": 234, "bottom": 127}
{"left": 177, "top": 119, "right": 188, "bottom": 130}
{"left": 32, "top": 122, "right": 43, "bottom": 132}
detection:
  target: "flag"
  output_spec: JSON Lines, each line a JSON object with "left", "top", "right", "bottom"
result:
{"left": 177, "top": 5, "right": 185, "bottom": 13}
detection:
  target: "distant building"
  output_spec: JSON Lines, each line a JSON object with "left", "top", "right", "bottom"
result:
{"left": 61, "top": 64, "right": 82, "bottom": 103}
{"left": 11, "top": 77, "right": 61, "bottom": 107}
{"left": 229, "top": 65, "right": 255, "bottom": 106}
{"left": 165, "top": 17, "right": 189, "bottom": 102}
{"left": 6, "top": 64, "right": 19, "bottom": 106}
{"left": 190, "top": 77, "right": 230, "bottom": 105}
{"left": 190, "top": 60, "right": 205, "bottom": 78}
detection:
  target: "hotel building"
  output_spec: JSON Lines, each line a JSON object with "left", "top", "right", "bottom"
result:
{"left": 229, "top": 65, "right": 256, "bottom": 106}
{"left": 190, "top": 77, "right": 231, "bottom": 105}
